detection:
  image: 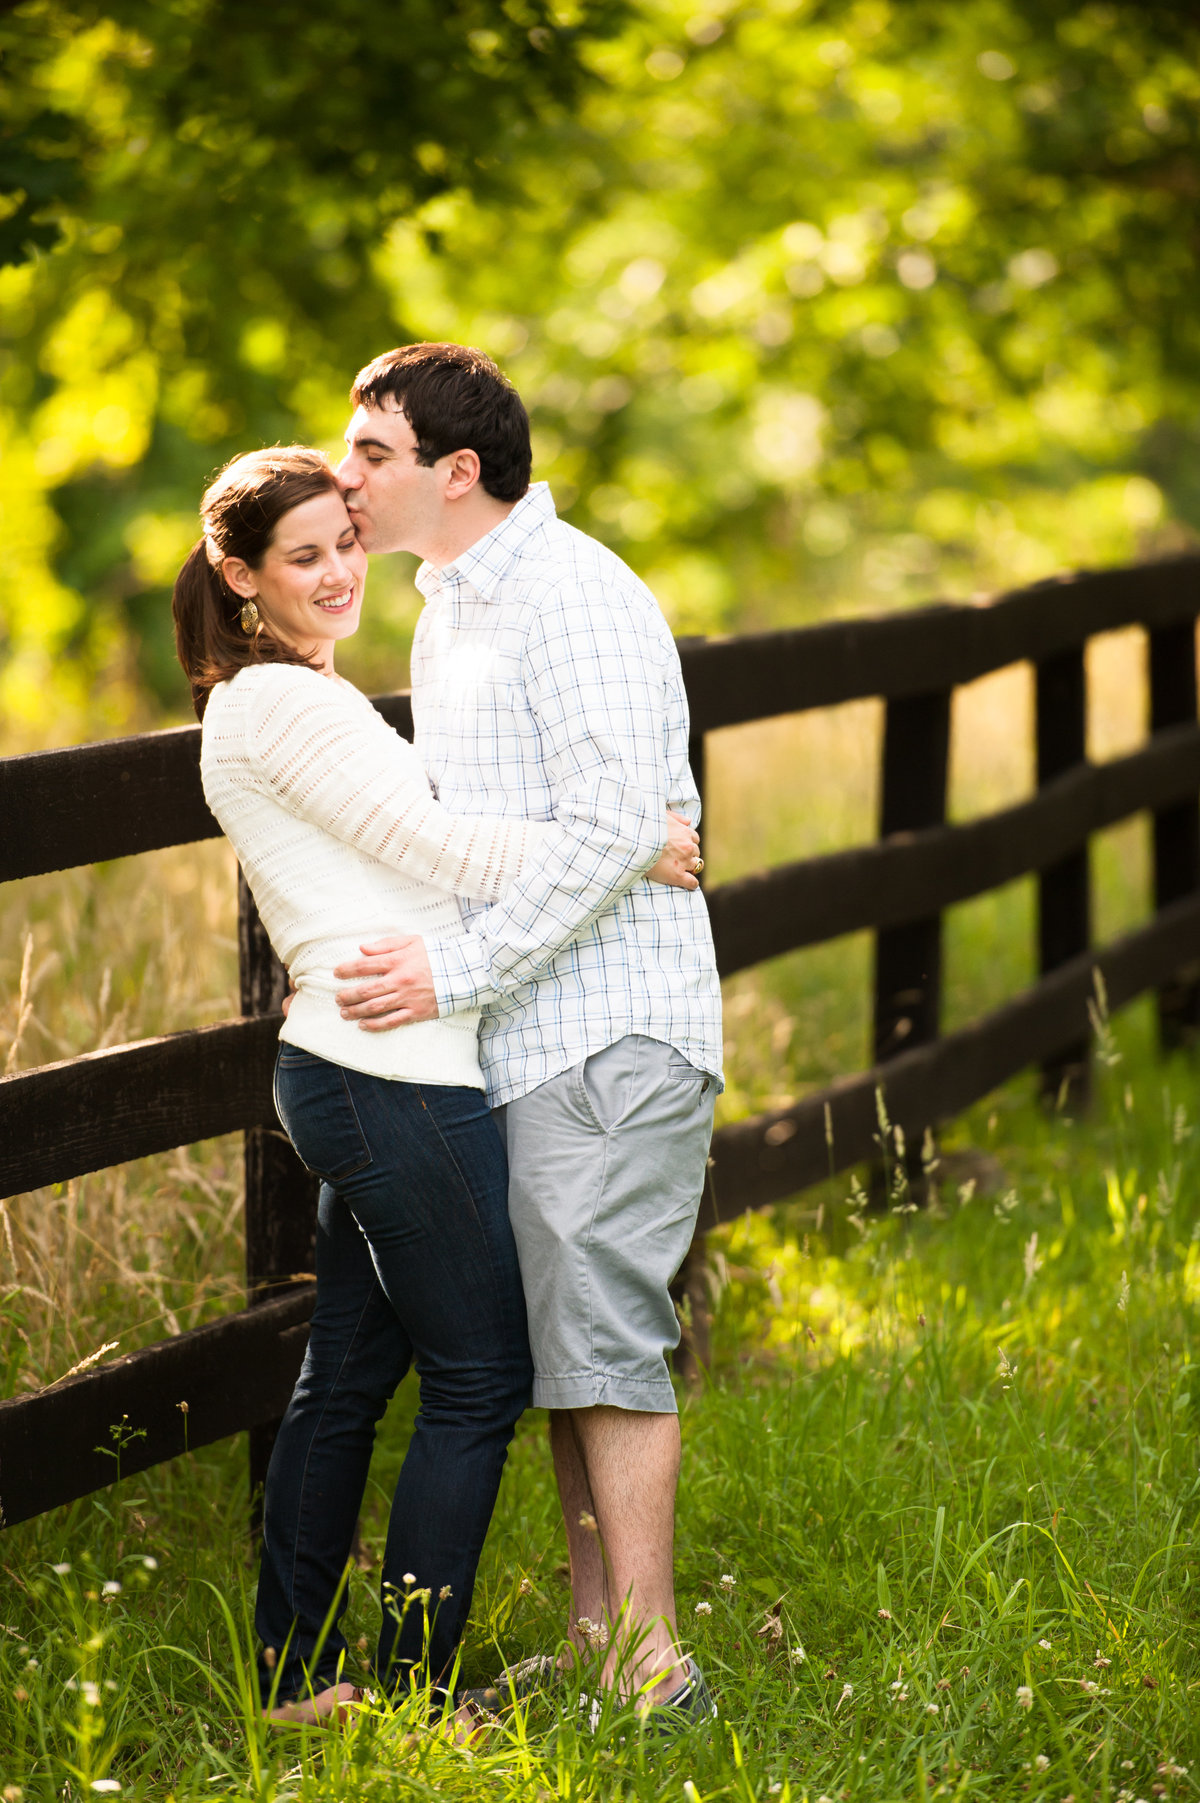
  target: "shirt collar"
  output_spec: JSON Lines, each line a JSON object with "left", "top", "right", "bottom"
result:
{"left": 415, "top": 481, "right": 557, "bottom": 601}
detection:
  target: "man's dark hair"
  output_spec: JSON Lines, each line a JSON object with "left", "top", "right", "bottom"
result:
{"left": 350, "top": 342, "right": 532, "bottom": 503}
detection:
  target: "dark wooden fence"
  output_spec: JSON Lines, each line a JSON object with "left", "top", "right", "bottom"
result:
{"left": 2, "top": 554, "right": 1199, "bottom": 1528}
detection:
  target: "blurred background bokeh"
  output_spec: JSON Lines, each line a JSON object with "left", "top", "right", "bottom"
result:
{"left": 4, "top": 0, "right": 1200, "bottom": 747}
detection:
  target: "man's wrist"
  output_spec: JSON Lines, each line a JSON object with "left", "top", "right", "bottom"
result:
{"left": 426, "top": 935, "right": 497, "bottom": 1015}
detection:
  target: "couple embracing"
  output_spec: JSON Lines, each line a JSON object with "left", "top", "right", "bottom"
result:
{"left": 172, "top": 342, "right": 723, "bottom": 1741}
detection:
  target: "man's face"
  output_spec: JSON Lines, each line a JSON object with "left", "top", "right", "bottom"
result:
{"left": 337, "top": 399, "right": 441, "bottom": 555}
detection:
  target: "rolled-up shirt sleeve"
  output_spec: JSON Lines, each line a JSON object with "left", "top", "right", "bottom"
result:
{"left": 425, "top": 581, "right": 673, "bottom": 1013}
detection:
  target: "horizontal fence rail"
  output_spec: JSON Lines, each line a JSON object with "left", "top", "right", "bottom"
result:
{"left": 679, "top": 554, "right": 1200, "bottom": 734}
{"left": 0, "top": 1289, "right": 316, "bottom": 1528}
{"left": 2, "top": 554, "right": 1199, "bottom": 1527}
{"left": 708, "top": 720, "right": 1200, "bottom": 975}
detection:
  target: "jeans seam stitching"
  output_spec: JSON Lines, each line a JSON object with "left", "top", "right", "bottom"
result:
{"left": 285, "top": 1281, "right": 381, "bottom": 1642}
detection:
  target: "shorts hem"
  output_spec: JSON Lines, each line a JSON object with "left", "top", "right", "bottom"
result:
{"left": 532, "top": 1371, "right": 679, "bottom": 1414}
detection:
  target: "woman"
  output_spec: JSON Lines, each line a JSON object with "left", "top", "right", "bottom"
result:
{"left": 171, "top": 447, "right": 699, "bottom": 1729}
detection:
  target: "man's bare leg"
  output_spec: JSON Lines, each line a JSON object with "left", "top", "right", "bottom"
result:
{"left": 550, "top": 1404, "right": 687, "bottom": 1703}
{"left": 549, "top": 1411, "right": 607, "bottom": 1664}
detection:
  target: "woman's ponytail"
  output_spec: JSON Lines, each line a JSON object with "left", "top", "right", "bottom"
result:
{"left": 172, "top": 540, "right": 237, "bottom": 720}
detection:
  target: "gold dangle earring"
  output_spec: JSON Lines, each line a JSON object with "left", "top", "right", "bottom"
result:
{"left": 239, "top": 599, "right": 260, "bottom": 634}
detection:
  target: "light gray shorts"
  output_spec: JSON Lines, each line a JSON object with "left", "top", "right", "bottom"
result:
{"left": 494, "top": 1035, "right": 717, "bottom": 1415}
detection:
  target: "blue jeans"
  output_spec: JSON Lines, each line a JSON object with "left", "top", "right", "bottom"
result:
{"left": 256, "top": 1047, "right": 533, "bottom": 1706}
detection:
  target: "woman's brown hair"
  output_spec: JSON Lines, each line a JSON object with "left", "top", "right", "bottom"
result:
{"left": 172, "top": 446, "right": 342, "bottom": 719}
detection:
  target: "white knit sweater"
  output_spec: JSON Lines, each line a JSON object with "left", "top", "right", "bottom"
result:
{"left": 200, "top": 662, "right": 549, "bottom": 1087}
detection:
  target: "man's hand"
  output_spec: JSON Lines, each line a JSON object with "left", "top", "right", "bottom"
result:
{"left": 647, "top": 809, "right": 702, "bottom": 890}
{"left": 333, "top": 936, "right": 438, "bottom": 1031}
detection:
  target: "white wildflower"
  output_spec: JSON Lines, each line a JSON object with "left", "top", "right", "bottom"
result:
{"left": 80, "top": 1681, "right": 100, "bottom": 1706}
{"left": 51, "top": 1563, "right": 71, "bottom": 1576}
{"left": 101, "top": 1581, "right": 121, "bottom": 1597}
{"left": 1037, "top": 1638, "right": 1051, "bottom": 1650}
{"left": 1093, "top": 1653, "right": 1111, "bottom": 1668}
{"left": 1036, "top": 1755, "right": 1049, "bottom": 1771}
{"left": 837, "top": 1682, "right": 853, "bottom": 1708}
{"left": 1080, "top": 1678, "right": 1099, "bottom": 1695}
{"left": 1016, "top": 1685, "right": 1033, "bottom": 1709}
{"left": 719, "top": 1573, "right": 736, "bottom": 1591}
{"left": 141, "top": 1556, "right": 158, "bottom": 1571}
{"left": 926, "top": 1702, "right": 939, "bottom": 1715}
{"left": 695, "top": 1600, "right": 713, "bottom": 1616}
{"left": 790, "top": 1645, "right": 806, "bottom": 1663}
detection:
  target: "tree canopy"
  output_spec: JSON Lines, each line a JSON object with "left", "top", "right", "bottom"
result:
{"left": 2, "top": 0, "right": 1199, "bottom": 742}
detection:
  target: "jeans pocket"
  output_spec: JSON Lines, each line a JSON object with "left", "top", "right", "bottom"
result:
{"left": 273, "top": 1050, "right": 373, "bottom": 1182}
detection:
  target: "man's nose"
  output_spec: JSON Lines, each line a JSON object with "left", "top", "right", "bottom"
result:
{"left": 335, "top": 456, "right": 360, "bottom": 492}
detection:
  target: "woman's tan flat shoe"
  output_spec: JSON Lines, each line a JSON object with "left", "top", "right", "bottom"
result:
{"left": 265, "top": 1681, "right": 368, "bottom": 1727}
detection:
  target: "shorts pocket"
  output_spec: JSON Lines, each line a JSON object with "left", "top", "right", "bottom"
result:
{"left": 667, "top": 1054, "right": 711, "bottom": 1095}
{"left": 273, "top": 1050, "right": 373, "bottom": 1181}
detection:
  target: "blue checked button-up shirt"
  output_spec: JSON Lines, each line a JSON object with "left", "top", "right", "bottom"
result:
{"left": 412, "top": 481, "right": 724, "bottom": 1107}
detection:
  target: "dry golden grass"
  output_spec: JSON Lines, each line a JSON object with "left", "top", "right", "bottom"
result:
{"left": 0, "top": 841, "right": 244, "bottom": 1390}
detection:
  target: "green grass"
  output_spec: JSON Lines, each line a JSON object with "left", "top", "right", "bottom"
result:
{"left": 4, "top": 1001, "right": 1200, "bottom": 1801}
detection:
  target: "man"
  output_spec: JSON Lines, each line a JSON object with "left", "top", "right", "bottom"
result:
{"left": 332, "top": 342, "right": 723, "bottom": 1727}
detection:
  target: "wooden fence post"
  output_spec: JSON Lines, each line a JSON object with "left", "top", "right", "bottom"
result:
{"left": 872, "top": 691, "right": 950, "bottom": 1200}
{"left": 1036, "top": 648, "right": 1091, "bottom": 1106}
{"left": 873, "top": 691, "right": 951, "bottom": 1061}
{"left": 1149, "top": 617, "right": 1200, "bottom": 1048}
{"left": 238, "top": 873, "right": 319, "bottom": 1520}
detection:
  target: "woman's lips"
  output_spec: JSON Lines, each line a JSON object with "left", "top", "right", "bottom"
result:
{"left": 314, "top": 587, "right": 355, "bottom": 613}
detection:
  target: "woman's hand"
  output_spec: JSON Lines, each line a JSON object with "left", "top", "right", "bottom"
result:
{"left": 648, "top": 808, "right": 703, "bottom": 890}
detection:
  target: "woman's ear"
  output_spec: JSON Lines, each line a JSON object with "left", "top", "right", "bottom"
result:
{"left": 221, "top": 555, "right": 257, "bottom": 600}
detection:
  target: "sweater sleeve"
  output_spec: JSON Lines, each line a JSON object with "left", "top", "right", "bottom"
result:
{"left": 243, "top": 665, "right": 547, "bottom": 901}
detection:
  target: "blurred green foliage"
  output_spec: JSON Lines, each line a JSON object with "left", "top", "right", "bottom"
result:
{"left": 2, "top": 0, "right": 1200, "bottom": 742}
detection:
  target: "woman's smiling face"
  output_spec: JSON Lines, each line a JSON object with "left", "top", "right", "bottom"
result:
{"left": 222, "top": 488, "right": 368, "bottom": 675}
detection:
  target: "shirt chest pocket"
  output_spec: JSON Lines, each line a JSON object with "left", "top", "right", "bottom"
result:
{"left": 434, "top": 676, "right": 529, "bottom": 734}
